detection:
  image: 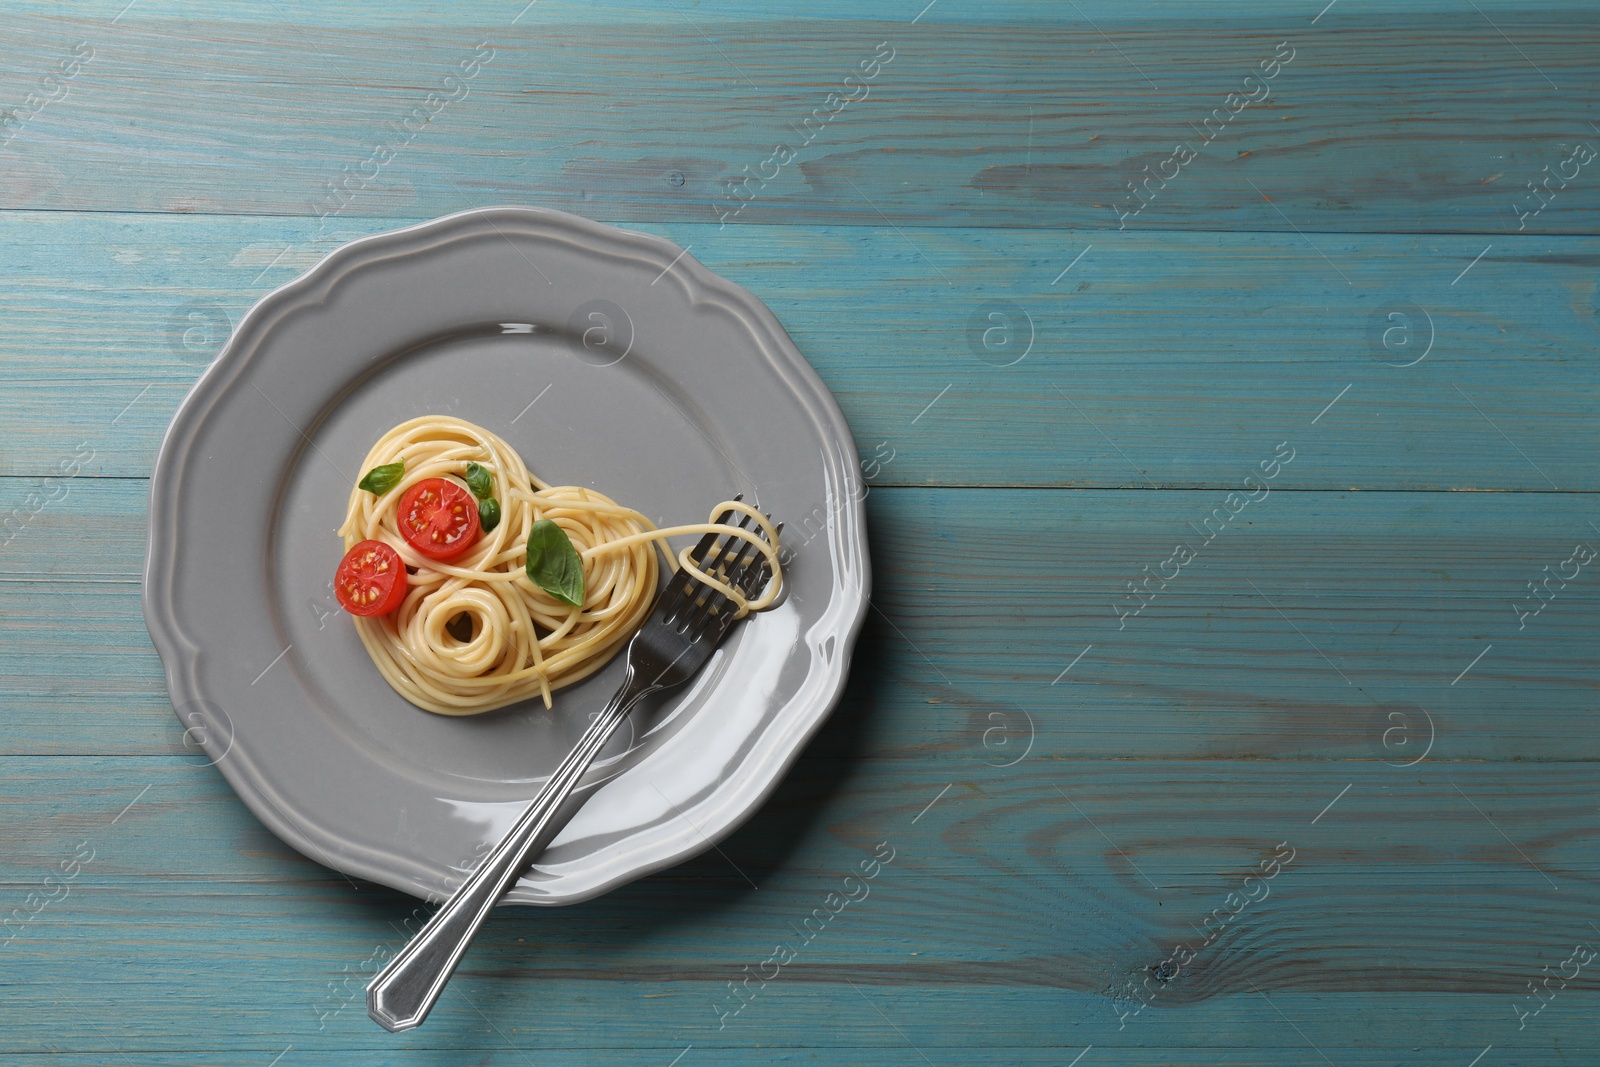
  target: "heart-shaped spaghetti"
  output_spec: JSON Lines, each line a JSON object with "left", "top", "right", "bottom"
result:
{"left": 336, "top": 415, "right": 780, "bottom": 715}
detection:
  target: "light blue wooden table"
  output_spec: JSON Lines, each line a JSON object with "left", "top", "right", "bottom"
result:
{"left": 2, "top": 1, "right": 1596, "bottom": 1063}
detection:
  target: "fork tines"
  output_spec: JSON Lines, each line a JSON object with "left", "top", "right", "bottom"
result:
{"left": 660, "top": 497, "right": 777, "bottom": 635}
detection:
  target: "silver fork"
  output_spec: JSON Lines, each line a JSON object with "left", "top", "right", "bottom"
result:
{"left": 367, "top": 500, "right": 778, "bottom": 1033}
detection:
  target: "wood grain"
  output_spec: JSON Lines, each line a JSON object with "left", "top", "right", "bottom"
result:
{"left": 0, "top": 754, "right": 1595, "bottom": 1055}
{"left": 0, "top": 6, "right": 1595, "bottom": 231}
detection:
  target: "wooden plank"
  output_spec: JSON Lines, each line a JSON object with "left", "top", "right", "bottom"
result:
{"left": 0, "top": 1052, "right": 1585, "bottom": 1067}
{"left": 0, "top": 7, "right": 1595, "bottom": 232}
{"left": 0, "top": 212, "right": 1596, "bottom": 489}
{"left": 13, "top": 0, "right": 1597, "bottom": 23}
{"left": 2, "top": 482, "right": 1596, "bottom": 760}
{"left": 29, "top": 1055, "right": 1573, "bottom": 1067}
{"left": 0, "top": 1056, "right": 1572, "bottom": 1067}
{"left": 0, "top": 754, "right": 1594, "bottom": 1053}
{"left": 0, "top": 1054, "right": 1582, "bottom": 1067}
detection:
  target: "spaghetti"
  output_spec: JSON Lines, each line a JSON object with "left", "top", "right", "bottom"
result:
{"left": 336, "top": 415, "right": 781, "bottom": 716}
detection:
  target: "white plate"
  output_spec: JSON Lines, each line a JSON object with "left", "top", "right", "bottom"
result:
{"left": 143, "top": 207, "right": 869, "bottom": 905}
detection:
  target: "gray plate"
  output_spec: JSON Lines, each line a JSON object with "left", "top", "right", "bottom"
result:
{"left": 142, "top": 207, "right": 870, "bottom": 906}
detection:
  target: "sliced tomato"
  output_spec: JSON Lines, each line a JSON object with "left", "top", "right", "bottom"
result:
{"left": 396, "top": 477, "right": 480, "bottom": 560}
{"left": 335, "top": 540, "right": 408, "bottom": 616}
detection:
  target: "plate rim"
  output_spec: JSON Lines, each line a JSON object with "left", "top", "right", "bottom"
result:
{"left": 142, "top": 205, "right": 871, "bottom": 905}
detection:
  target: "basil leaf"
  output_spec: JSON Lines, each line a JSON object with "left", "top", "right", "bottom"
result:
{"left": 525, "top": 519, "right": 583, "bottom": 607}
{"left": 358, "top": 461, "right": 404, "bottom": 495}
{"left": 478, "top": 497, "right": 501, "bottom": 533}
{"left": 463, "top": 461, "right": 493, "bottom": 500}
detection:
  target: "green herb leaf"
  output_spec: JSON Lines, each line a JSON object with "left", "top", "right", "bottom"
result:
{"left": 463, "top": 461, "right": 494, "bottom": 500}
{"left": 478, "top": 497, "right": 501, "bottom": 533}
{"left": 358, "top": 461, "right": 404, "bottom": 495}
{"left": 525, "top": 519, "right": 583, "bottom": 607}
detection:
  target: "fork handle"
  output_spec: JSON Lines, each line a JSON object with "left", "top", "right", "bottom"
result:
{"left": 367, "top": 668, "right": 657, "bottom": 1033}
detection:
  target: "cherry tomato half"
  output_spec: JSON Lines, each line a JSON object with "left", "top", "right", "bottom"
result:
{"left": 335, "top": 539, "right": 408, "bottom": 616}
{"left": 396, "top": 477, "right": 480, "bottom": 561}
